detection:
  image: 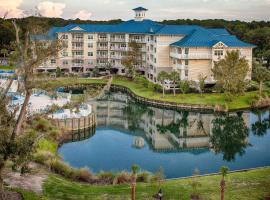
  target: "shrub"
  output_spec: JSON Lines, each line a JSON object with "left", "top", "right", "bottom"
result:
{"left": 33, "top": 151, "right": 54, "bottom": 165}
{"left": 153, "top": 84, "right": 162, "bottom": 93}
{"left": 98, "top": 171, "right": 115, "bottom": 184}
{"left": 137, "top": 172, "right": 151, "bottom": 183}
{"left": 113, "top": 171, "right": 131, "bottom": 185}
{"left": 50, "top": 159, "right": 73, "bottom": 178}
{"left": 37, "top": 139, "right": 58, "bottom": 155}
{"left": 34, "top": 118, "right": 52, "bottom": 132}
{"left": 73, "top": 168, "right": 94, "bottom": 183}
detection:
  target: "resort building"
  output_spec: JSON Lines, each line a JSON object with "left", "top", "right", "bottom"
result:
{"left": 37, "top": 7, "right": 255, "bottom": 83}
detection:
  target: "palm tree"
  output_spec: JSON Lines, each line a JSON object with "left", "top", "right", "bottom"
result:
{"left": 198, "top": 74, "right": 207, "bottom": 96}
{"left": 220, "top": 166, "right": 229, "bottom": 200}
{"left": 157, "top": 71, "right": 169, "bottom": 98}
{"left": 131, "top": 165, "right": 140, "bottom": 200}
{"left": 169, "top": 71, "right": 180, "bottom": 96}
{"left": 0, "top": 48, "right": 8, "bottom": 59}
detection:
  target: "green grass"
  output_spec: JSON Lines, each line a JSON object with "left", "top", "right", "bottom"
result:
{"left": 37, "top": 139, "right": 58, "bottom": 155}
{"left": 0, "top": 65, "right": 13, "bottom": 70}
{"left": 112, "top": 77, "right": 258, "bottom": 110}
{"left": 12, "top": 188, "right": 44, "bottom": 200}
{"left": 43, "top": 167, "right": 270, "bottom": 200}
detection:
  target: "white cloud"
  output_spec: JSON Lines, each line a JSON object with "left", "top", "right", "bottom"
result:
{"left": 0, "top": 0, "right": 24, "bottom": 18}
{"left": 37, "top": 1, "right": 66, "bottom": 18}
{"left": 72, "top": 10, "right": 92, "bottom": 20}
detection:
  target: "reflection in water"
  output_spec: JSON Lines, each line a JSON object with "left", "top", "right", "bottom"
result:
{"left": 95, "top": 92, "right": 250, "bottom": 158}
{"left": 210, "top": 113, "right": 250, "bottom": 162}
{"left": 59, "top": 92, "right": 270, "bottom": 178}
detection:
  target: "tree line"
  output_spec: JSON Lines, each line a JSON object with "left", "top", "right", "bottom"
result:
{"left": 0, "top": 17, "right": 270, "bottom": 66}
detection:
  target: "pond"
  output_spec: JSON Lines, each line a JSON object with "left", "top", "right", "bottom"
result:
{"left": 58, "top": 92, "right": 270, "bottom": 179}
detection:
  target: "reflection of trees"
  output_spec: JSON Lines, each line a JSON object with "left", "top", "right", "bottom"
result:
{"left": 210, "top": 113, "right": 249, "bottom": 162}
{"left": 251, "top": 109, "right": 268, "bottom": 137}
{"left": 123, "top": 102, "right": 149, "bottom": 131}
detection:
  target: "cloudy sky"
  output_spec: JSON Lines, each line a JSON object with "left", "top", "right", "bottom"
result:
{"left": 0, "top": 0, "right": 270, "bottom": 21}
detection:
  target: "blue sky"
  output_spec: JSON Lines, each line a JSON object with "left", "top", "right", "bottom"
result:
{"left": 1, "top": 0, "right": 270, "bottom": 21}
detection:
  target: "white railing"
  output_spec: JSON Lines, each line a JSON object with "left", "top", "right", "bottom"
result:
{"left": 97, "top": 46, "right": 108, "bottom": 50}
{"left": 110, "top": 38, "right": 126, "bottom": 42}
{"left": 72, "top": 38, "right": 84, "bottom": 42}
{"left": 98, "top": 38, "right": 108, "bottom": 42}
{"left": 110, "top": 47, "right": 128, "bottom": 51}
{"left": 170, "top": 52, "right": 212, "bottom": 59}
{"left": 97, "top": 54, "right": 108, "bottom": 59}
{"left": 129, "top": 39, "right": 146, "bottom": 43}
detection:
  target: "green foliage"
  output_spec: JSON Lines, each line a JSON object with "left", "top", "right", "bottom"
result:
{"left": 136, "top": 172, "right": 151, "bottom": 183}
{"left": 198, "top": 74, "right": 207, "bottom": 95}
{"left": 113, "top": 172, "right": 131, "bottom": 185}
{"left": 37, "top": 139, "right": 58, "bottom": 155}
{"left": 252, "top": 64, "right": 270, "bottom": 96}
{"left": 220, "top": 166, "right": 230, "bottom": 178}
{"left": 98, "top": 171, "right": 116, "bottom": 184}
{"left": 50, "top": 159, "right": 74, "bottom": 178}
{"left": 131, "top": 165, "right": 140, "bottom": 175}
{"left": 178, "top": 80, "right": 190, "bottom": 94}
{"left": 212, "top": 50, "right": 250, "bottom": 99}
{"left": 56, "top": 67, "right": 61, "bottom": 77}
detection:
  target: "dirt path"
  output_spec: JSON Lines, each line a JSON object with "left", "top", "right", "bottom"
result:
{"left": 3, "top": 163, "right": 48, "bottom": 195}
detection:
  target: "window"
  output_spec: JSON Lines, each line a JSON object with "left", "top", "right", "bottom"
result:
{"left": 185, "top": 69, "right": 188, "bottom": 77}
{"left": 88, "top": 43, "right": 93, "bottom": 48}
{"left": 63, "top": 60, "right": 68, "bottom": 65}
{"left": 88, "top": 34, "right": 94, "bottom": 40}
{"left": 177, "top": 48, "right": 182, "bottom": 54}
{"left": 154, "top": 58, "right": 156, "bottom": 63}
{"left": 173, "top": 59, "right": 176, "bottom": 65}
{"left": 88, "top": 52, "right": 93, "bottom": 56}
{"left": 185, "top": 48, "right": 189, "bottom": 55}
{"left": 185, "top": 60, "right": 189, "bottom": 66}
{"left": 51, "top": 59, "right": 56, "bottom": 64}
{"left": 62, "top": 52, "right": 68, "bottom": 57}
{"left": 72, "top": 51, "right": 83, "bottom": 56}
{"left": 62, "top": 34, "right": 68, "bottom": 40}
{"left": 214, "top": 50, "right": 224, "bottom": 56}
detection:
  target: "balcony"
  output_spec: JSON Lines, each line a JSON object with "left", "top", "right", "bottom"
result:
{"left": 110, "top": 55, "right": 122, "bottom": 59}
{"left": 129, "top": 39, "right": 146, "bottom": 43}
{"left": 72, "top": 55, "right": 84, "bottom": 59}
{"left": 97, "top": 46, "right": 108, "bottom": 50}
{"left": 72, "top": 46, "right": 84, "bottom": 50}
{"left": 176, "top": 64, "right": 185, "bottom": 70}
{"left": 72, "top": 38, "right": 84, "bottom": 42}
{"left": 170, "top": 52, "right": 212, "bottom": 60}
{"left": 97, "top": 54, "right": 109, "bottom": 59}
{"left": 110, "top": 38, "right": 126, "bottom": 43}
{"left": 98, "top": 38, "right": 108, "bottom": 42}
{"left": 110, "top": 47, "right": 128, "bottom": 51}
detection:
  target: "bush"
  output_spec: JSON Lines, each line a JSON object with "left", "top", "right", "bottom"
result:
{"left": 34, "top": 118, "right": 52, "bottom": 132}
{"left": 137, "top": 172, "right": 151, "bottom": 183}
{"left": 153, "top": 84, "right": 163, "bottom": 93}
{"left": 37, "top": 139, "right": 58, "bottom": 155}
{"left": 33, "top": 151, "right": 54, "bottom": 165}
{"left": 50, "top": 159, "right": 73, "bottom": 178}
{"left": 98, "top": 171, "right": 115, "bottom": 184}
{"left": 73, "top": 168, "right": 94, "bottom": 183}
{"left": 113, "top": 172, "right": 131, "bottom": 185}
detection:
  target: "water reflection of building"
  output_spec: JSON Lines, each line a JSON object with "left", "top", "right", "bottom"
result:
{"left": 93, "top": 92, "right": 250, "bottom": 152}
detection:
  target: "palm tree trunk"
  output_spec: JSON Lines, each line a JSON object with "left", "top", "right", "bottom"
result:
{"left": 131, "top": 176, "right": 136, "bottom": 200}
{"left": 173, "top": 85, "right": 176, "bottom": 96}
{"left": 11, "top": 90, "right": 31, "bottom": 140}
{"left": 0, "top": 162, "right": 5, "bottom": 192}
{"left": 220, "top": 179, "right": 225, "bottom": 200}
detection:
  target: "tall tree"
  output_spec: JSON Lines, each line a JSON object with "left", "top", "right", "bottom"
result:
{"left": 0, "top": 18, "right": 61, "bottom": 193}
{"left": 220, "top": 166, "right": 229, "bottom": 200}
{"left": 252, "top": 64, "right": 270, "bottom": 97}
{"left": 157, "top": 71, "right": 169, "bottom": 98}
{"left": 169, "top": 71, "right": 180, "bottom": 96}
{"left": 122, "top": 41, "right": 142, "bottom": 79}
{"left": 0, "top": 48, "right": 8, "bottom": 59}
{"left": 212, "top": 50, "right": 249, "bottom": 100}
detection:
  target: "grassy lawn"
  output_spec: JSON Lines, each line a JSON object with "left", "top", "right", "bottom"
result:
{"left": 112, "top": 77, "right": 258, "bottom": 110}
{"left": 0, "top": 65, "right": 13, "bottom": 70}
{"left": 43, "top": 167, "right": 270, "bottom": 200}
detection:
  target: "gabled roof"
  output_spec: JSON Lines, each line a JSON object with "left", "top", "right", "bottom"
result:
{"left": 133, "top": 7, "right": 148, "bottom": 11}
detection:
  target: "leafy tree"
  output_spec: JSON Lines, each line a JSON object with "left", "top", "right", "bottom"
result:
{"left": 220, "top": 166, "right": 229, "bottom": 200}
{"left": 178, "top": 80, "right": 190, "bottom": 94}
{"left": 252, "top": 64, "right": 270, "bottom": 97}
{"left": 157, "top": 71, "right": 169, "bottom": 98}
{"left": 122, "top": 41, "right": 142, "bottom": 79}
{"left": 56, "top": 66, "right": 61, "bottom": 77}
{"left": 210, "top": 113, "right": 249, "bottom": 162}
{"left": 212, "top": 50, "right": 249, "bottom": 99}
{"left": 169, "top": 71, "right": 180, "bottom": 96}
{"left": 0, "top": 18, "right": 61, "bottom": 193}
{"left": 198, "top": 74, "right": 207, "bottom": 96}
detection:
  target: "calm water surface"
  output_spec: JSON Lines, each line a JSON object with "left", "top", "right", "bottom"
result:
{"left": 58, "top": 92, "right": 270, "bottom": 178}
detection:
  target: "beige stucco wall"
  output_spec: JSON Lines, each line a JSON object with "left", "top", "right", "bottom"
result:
{"left": 188, "top": 59, "right": 212, "bottom": 81}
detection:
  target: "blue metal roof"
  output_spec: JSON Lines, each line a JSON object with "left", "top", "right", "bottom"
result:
{"left": 43, "top": 19, "right": 254, "bottom": 47}
{"left": 171, "top": 28, "right": 255, "bottom": 48}
{"left": 133, "top": 7, "right": 148, "bottom": 11}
